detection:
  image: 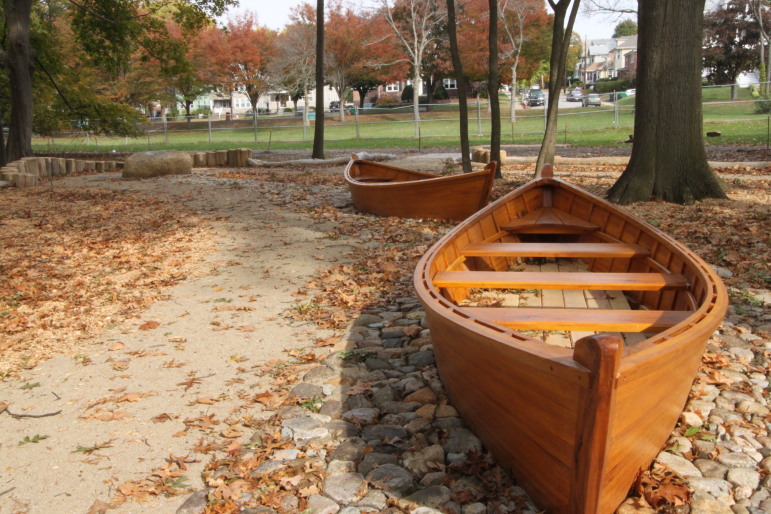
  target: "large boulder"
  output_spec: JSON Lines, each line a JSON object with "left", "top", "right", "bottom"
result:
{"left": 122, "top": 151, "right": 192, "bottom": 179}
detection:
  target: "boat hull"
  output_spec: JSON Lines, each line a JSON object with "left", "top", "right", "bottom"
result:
{"left": 344, "top": 159, "right": 495, "bottom": 220}
{"left": 413, "top": 171, "right": 727, "bottom": 513}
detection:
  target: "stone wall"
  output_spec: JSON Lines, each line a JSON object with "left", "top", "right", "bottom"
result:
{"left": 1, "top": 156, "right": 121, "bottom": 188}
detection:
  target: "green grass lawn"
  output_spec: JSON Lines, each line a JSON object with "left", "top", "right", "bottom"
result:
{"left": 33, "top": 91, "right": 771, "bottom": 153}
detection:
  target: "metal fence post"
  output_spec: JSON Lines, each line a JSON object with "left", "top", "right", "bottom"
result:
{"left": 614, "top": 91, "right": 619, "bottom": 128}
{"left": 477, "top": 99, "right": 482, "bottom": 137}
{"left": 207, "top": 114, "right": 212, "bottom": 144}
{"left": 355, "top": 106, "right": 360, "bottom": 139}
{"left": 163, "top": 114, "right": 168, "bottom": 145}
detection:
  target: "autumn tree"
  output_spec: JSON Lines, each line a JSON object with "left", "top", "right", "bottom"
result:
{"left": 703, "top": 0, "right": 759, "bottom": 85}
{"left": 612, "top": 18, "right": 637, "bottom": 37}
{"left": 272, "top": 5, "right": 316, "bottom": 127}
{"left": 499, "top": 0, "right": 547, "bottom": 121}
{"left": 747, "top": 0, "right": 771, "bottom": 92}
{"left": 1, "top": 0, "right": 233, "bottom": 162}
{"left": 534, "top": 0, "right": 581, "bottom": 176}
{"left": 608, "top": 0, "right": 727, "bottom": 204}
{"left": 379, "top": 0, "right": 447, "bottom": 136}
{"left": 326, "top": 1, "right": 372, "bottom": 121}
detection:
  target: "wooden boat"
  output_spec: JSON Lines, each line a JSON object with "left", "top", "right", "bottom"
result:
{"left": 344, "top": 157, "right": 495, "bottom": 220}
{"left": 413, "top": 165, "right": 727, "bottom": 513}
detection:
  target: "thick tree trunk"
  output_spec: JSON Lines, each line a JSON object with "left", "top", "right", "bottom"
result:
{"left": 608, "top": 0, "right": 727, "bottom": 204}
{"left": 312, "top": 0, "right": 325, "bottom": 159}
{"left": 446, "top": 0, "right": 472, "bottom": 173}
{"left": 535, "top": 0, "right": 579, "bottom": 176}
{"left": 488, "top": 0, "right": 501, "bottom": 176}
{"left": 5, "top": 0, "right": 35, "bottom": 162}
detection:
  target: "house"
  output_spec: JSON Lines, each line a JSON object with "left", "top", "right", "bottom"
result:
{"left": 576, "top": 35, "right": 638, "bottom": 86}
{"left": 177, "top": 86, "right": 343, "bottom": 118}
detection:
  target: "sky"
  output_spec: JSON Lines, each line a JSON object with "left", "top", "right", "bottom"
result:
{"left": 224, "top": 0, "right": 627, "bottom": 41}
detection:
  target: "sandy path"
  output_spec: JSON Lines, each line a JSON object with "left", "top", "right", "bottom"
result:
{"left": 0, "top": 169, "right": 356, "bottom": 513}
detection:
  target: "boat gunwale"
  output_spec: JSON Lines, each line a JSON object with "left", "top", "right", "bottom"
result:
{"left": 414, "top": 174, "right": 728, "bottom": 372}
{"left": 344, "top": 158, "right": 495, "bottom": 188}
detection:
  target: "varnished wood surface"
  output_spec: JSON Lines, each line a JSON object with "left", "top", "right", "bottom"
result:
{"left": 433, "top": 271, "right": 689, "bottom": 290}
{"left": 462, "top": 242, "right": 650, "bottom": 258}
{"left": 344, "top": 159, "right": 496, "bottom": 220}
{"left": 463, "top": 307, "right": 690, "bottom": 332}
{"left": 413, "top": 166, "right": 728, "bottom": 513}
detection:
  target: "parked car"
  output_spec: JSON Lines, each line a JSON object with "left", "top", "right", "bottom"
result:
{"left": 582, "top": 93, "right": 601, "bottom": 107}
{"left": 526, "top": 90, "right": 545, "bottom": 107}
{"left": 566, "top": 90, "right": 583, "bottom": 102}
{"left": 625, "top": 89, "right": 636, "bottom": 96}
{"left": 329, "top": 101, "right": 340, "bottom": 111}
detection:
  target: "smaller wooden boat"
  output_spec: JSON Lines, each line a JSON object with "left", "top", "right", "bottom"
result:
{"left": 344, "top": 157, "right": 496, "bottom": 220}
{"left": 414, "top": 164, "right": 727, "bottom": 513}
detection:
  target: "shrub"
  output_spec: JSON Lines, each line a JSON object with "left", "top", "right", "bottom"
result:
{"left": 754, "top": 98, "right": 771, "bottom": 114}
{"left": 376, "top": 95, "right": 400, "bottom": 107}
{"left": 401, "top": 85, "right": 414, "bottom": 102}
{"left": 434, "top": 83, "right": 449, "bottom": 100}
{"left": 593, "top": 78, "right": 634, "bottom": 94}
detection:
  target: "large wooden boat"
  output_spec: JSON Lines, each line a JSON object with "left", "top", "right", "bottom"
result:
{"left": 413, "top": 165, "right": 727, "bottom": 513}
{"left": 344, "top": 158, "right": 495, "bottom": 220}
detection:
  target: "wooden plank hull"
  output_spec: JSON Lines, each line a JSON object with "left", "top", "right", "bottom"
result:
{"left": 413, "top": 168, "right": 727, "bottom": 513}
{"left": 344, "top": 159, "right": 495, "bottom": 220}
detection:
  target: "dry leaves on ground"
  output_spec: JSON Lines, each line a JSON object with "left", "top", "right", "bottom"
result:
{"left": 0, "top": 188, "right": 217, "bottom": 374}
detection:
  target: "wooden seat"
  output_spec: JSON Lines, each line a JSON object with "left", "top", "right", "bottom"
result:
{"left": 463, "top": 307, "right": 690, "bottom": 332}
{"left": 432, "top": 271, "right": 689, "bottom": 291}
{"left": 462, "top": 242, "right": 650, "bottom": 259}
{"left": 501, "top": 207, "right": 599, "bottom": 234}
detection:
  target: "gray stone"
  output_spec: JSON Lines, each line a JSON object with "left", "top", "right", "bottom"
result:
{"left": 655, "top": 451, "right": 702, "bottom": 477}
{"left": 306, "top": 494, "right": 340, "bottom": 514}
{"left": 355, "top": 490, "right": 388, "bottom": 510}
{"left": 323, "top": 473, "right": 367, "bottom": 504}
{"left": 329, "top": 438, "right": 368, "bottom": 464}
{"left": 176, "top": 489, "right": 210, "bottom": 514}
{"left": 358, "top": 452, "right": 400, "bottom": 476}
{"left": 688, "top": 497, "right": 734, "bottom": 514}
{"left": 319, "top": 400, "right": 344, "bottom": 418}
{"left": 407, "top": 350, "right": 436, "bottom": 367}
{"left": 355, "top": 314, "right": 384, "bottom": 326}
{"left": 122, "top": 150, "right": 192, "bottom": 178}
{"left": 365, "top": 357, "right": 391, "bottom": 370}
{"left": 380, "top": 401, "right": 421, "bottom": 414}
{"left": 281, "top": 416, "right": 329, "bottom": 441}
{"left": 292, "top": 382, "right": 324, "bottom": 399}
{"left": 342, "top": 407, "right": 380, "bottom": 426}
{"left": 420, "top": 471, "right": 447, "bottom": 487}
{"left": 687, "top": 477, "right": 734, "bottom": 499}
{"left": 403, "top": 444, "right": 445, "bottom": 475}
{"left": 694, "top": 458, "right": 729, "bottom": 479}
{"left": 366, "top": 464, "right": 415, "bottom": 495}
{"left": 361, "top": 424, "right": 408, "bottom": 443}
{"left": 372, "top": 385, "right": 396, "bottom": 404}
{"left": 327, "top": 460, "right": 357, "bottom": 475}
{"left": 717, "top": 452, "right": 759, "bottom": 469}
{"left": 401, "top": 486, "right": 452, "bottom": 508}
{"left": 303, "top": 365, "right": 336, "bottom": 384}
{"left": 444, "top": 427, "right": 482, "bottom": 455}
{"left": 461, "top": 503, "right": 488, "bottom": 514}
{"left": 727, "top": 468, "right": 761, "bottom": 490}
{"left": 326, "top": 420, "right": 358, "bottom": 439}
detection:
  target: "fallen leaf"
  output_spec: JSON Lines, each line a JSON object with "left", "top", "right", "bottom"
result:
{"left": 108, "top": 342, "right": 125, "bottom": 351}
{"left": 139, "top": 321, "right": 160, "bottom": 331}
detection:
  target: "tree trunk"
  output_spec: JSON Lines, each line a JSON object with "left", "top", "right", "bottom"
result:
{"left": 488, "top": 0, "right": 501, "bottom": 176}
{"left": 446, "top": 0, "right": 472, "bottom": 173}
{"left": 510, "top": 64, "right": 517, "bottom": 123}
{"left": 5, "top": 0, "right": 35, "bottom": 162}
{"left": 607, "top": 0, "right": 727, "bottom": 204}
{"left": 312, "top": 0, "right": 325, "bottom": 159}
{"left": 535, "top": 0, "right": 580, "bottom": 176}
